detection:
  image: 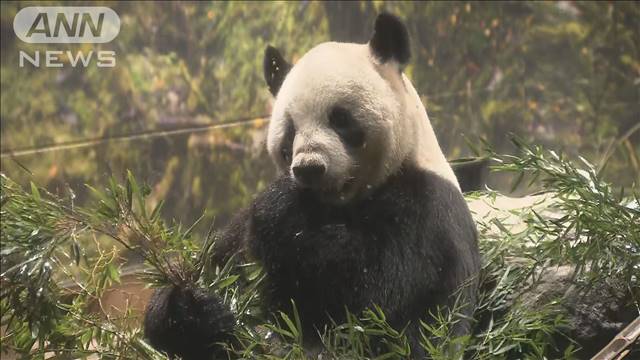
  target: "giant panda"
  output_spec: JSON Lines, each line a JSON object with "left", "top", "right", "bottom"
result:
{"left": 144, "top": 13, "right": 481, "bottom": 359}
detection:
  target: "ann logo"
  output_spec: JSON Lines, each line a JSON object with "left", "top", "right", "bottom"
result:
{"left": 13, "top": 7, "right": 120, "bottom": 68}
{"left": 27, "top": 12, "right": 104, "bottom": 39}
{"left": 13, "top": 7, "right": 120, "bottom": 43}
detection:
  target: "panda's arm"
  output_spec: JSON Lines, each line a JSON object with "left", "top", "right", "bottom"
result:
{"left": 143, "top": 176, "right": 301, "bottom": 359}
{"left": 143, "top": 285, "right": 235, "bottom": 360}
{"left": 211, "top": 206, "right": 251, "bottom": 265}
{"left": 143, "top": 203, "right": 255, "bottom": 359}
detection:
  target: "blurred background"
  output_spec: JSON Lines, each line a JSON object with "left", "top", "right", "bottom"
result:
{"left": 1, "top": 1, "right": 638, "bottom": 230}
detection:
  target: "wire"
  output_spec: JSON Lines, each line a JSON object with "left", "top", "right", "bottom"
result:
{"left": 0, "top": 115, "right": 270, "bottom": 159}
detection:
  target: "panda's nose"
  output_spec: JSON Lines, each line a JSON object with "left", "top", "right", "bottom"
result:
{"left": 292, "top": 163, "right": 326, "bottom": 187}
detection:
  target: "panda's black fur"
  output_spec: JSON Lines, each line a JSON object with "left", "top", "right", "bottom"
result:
{"left": 144, "top": 13, "right": 481, "bottom": 360}
{"left": 249, "top": 164, "right": 480, "bottom": 352}
{"left": 144, "top": 286, "right": 235, "bottom": 359}
{"left": 145, "top": 164, "right": 479, "bottom": 359}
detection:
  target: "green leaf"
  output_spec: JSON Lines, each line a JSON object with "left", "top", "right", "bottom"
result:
{"left": 214, "top": 275, "right": 239, "bottom": 289}
{"left": 127, "top": 170, "right": 147, "bottom": 218}
{"left": 279, "top": 311, "right": 299, "bottom": 340}
{"left": 30, "top": 181, "right": 41, "bottom": 203}
{"left": 106, "top": 263, "right": 121, "bottom": 283}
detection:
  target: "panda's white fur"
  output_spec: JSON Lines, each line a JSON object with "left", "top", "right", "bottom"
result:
{"left": 267, "top": 41, "right": 459, "bottom": 203}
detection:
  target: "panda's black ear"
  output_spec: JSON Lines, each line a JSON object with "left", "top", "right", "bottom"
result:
{"left": 369, "top": 13, "right": 411, "bottom": 67}
{"left": 264, "top": 45, "right": 291, "bottom": 96}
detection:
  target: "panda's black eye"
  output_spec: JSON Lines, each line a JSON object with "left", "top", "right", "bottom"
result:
{"left": 329, "top": 107, "right": 365, "bottom": 148}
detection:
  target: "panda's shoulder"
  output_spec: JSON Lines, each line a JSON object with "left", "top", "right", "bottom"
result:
{"left": 371, "top": 165, "right": 474, "bottom": 228}
{"left": 380, "top": 165, "right": 466, "bottom": 207}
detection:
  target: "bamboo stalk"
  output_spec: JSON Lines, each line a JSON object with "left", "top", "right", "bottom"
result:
{"left": 592, "top": 316, "right": 640, "bottom": 360}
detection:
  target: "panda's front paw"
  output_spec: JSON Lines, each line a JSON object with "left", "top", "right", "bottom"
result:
{"left": 144, "top": 285, "right": 235, "bottom": 360}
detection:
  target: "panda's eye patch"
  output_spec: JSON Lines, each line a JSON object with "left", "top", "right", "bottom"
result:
{"left": 329, "top": 107, "right": 365, "bottom": 148}
{"left": 329, "top": 107, "right": 353, "bottom": 129}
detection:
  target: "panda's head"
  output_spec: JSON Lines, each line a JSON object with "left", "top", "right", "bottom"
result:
{"left": 264, "top": 13, "right": 458, "bottom": 204}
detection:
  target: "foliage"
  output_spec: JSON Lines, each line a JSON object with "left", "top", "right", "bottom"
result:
{"left": 2, "top": 142, "right": 638, "bottom": 359}
{"left": 1, "top": 1, "right": 638, "bottom": 230}
{"left": 489, "top": 139, "right": 640, "bottom": 287}
{"left": 1, "top": 173, "right": 168, "bottom": 359}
